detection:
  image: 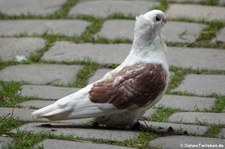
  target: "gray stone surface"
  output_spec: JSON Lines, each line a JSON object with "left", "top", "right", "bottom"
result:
{"left": 96, "top": 20, "right": 134, "bottom": 40}
{"left": 43, "top": 42, "right": 225, "bottom": 70}
{"left": 162, "top": 22, "right": 206, "bottom": 43}
{"left": 20, "top": 85, "right": 80, "bottom": 100}
{"left": 0, "top": 20, "right": 90, "bottom": 36}
{"left": 213, "top": 27, "right": 225, "bottom": 43}
{"left": 173, "top": 74, "right": 225, "bottom": 96}
{"left": 166, "top": 4, "right": 225, "bottom": 21}
{"left": 168, "top": 0, "right": 203, "bottom": 2}
{"left": 0, "top": 64, "right": 82, "bottom": 85}
{"left": 149, "top": 136, "right": 225, "bottom": 149}
{"left": 219, "top": 0, "right": 225, "bottom": 5}
{"left": 35, "top": 139, "right": 137, "bottom": 149}
{"left": 141, "top": 121, "right": 208, "bottom": 135}
{"left": 42, "top": 42, "right": 131, "bottom": 64}
{"left": 0, "top": 107, "right": 35, "bottom": 121}
{"left": 0, "top": 0, "right": 66, "bottom": 16}
{"left": 0, "top": 137, "right": 13, "bottom": 149}
{"left": 19, "top": 100, "right": 54, "bottom": 109}
{"left": 0, "top": 38, "right": 46, "bottom": 61}
{"left": 142, "top": 109, "right": 156, "bottom": 118}
{"left": 68, "top": 1, "right": 159, "bottom": 18}
{"left": 167, "top": 47, "right": 225, "bottom": 71}
{"left": 218, "top": 128, "right": 225, "bottom": 138}
{"left": 13, "top": 123, "right": 139, "bottom": 141}
{"left": 155, "top": 95, "right": 216, "bottom": 111}
{"left": 88, "top": 69, "right": 112, "bottom": 84}
{"left": 169, "top": 112, "right": 225, "bottom": 125}
{"left": 96, "top": 20, "right": 206, "bottom": 43}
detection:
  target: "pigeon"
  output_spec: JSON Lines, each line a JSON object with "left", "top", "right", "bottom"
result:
{"left": 32, "top": 10, "right": 169, "bottom": 128}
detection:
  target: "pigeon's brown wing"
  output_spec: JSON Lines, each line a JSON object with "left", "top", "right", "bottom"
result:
{"left": 89, "top": 63, "right": 167, "bottom": 109}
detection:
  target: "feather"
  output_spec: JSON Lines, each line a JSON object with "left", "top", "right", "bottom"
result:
{"left": 32, "top": 10, "right": 169, "bottom": 127}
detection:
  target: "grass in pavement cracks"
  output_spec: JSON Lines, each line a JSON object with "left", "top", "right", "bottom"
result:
{"left": 150, "top": 106, "right": 176, "bottom": 122}
{"left": 205, "top": 124, "right": 224, "bottom": 138}
{"left": 0, "top": 81, "right": 24, "bottom": 107}
{"left": 0, "top": 116, "right": 23, "bottom": 135}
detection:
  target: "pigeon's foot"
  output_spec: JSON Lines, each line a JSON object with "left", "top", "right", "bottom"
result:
{"left": 131, "top": 121, "right": 151, "bottom": 131}
{"left": 92, "top": 121, "right": 100, "bottom": 128}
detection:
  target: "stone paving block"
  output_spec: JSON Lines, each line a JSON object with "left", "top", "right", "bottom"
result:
{"left": 96, "top": 20, "right": 134, "bottom": 40}
{"left": 20, "top": 85, "right": 80, "bottom": 100}
{"left": 88, "top": 69, "right": 112, "bottom": 84}
{"left": 0, "top": 137, "right": 13, "bottom": 149}
{"left": 154, "top": 95, "right": 216, "bottom": 111}
{"left": 96, "top": 20, "right": 206, "bottom": 43}
{"left": 0, "top": 20, "right": 90, "bottom": 36}
{"left": 162, "top": 22, "right": 206, "bottom": 43}
{"left": 168, "top": 0, "right": 203, "bottom": 2}
{"left": 169, "top": 112, "right": 225, "bottom": 125}
{"left": 42, "top": 42, "right": 131, "bottom": 64}
{"left": 12, "top": 123, "right": 139, "bottom": 142}
{"left": 142, "top": 109, "right": 156, "bottom": 118}
{"left": 68, "top": 1, "right": 159, "bottom": 18}
{"left": 19, "top": 100, "right": 55, "bottom": 109}
{"left": 0, "top": 64, "right": 82, "bottom": 85}
{"left": 0, "top": 37, "right": 46, "bottom": 61}
{"left": 219, "top": 0, "right": 225, "bottom": 5}
{"left": 173, "top": 74, "right": 225, "bottom": 96}
{"left": 213, "top": 27, "right": 225, "bottom": 43}
{"left": 166, "top": 4, "right": 225, "bottom": 21}
{"left": 218, "top": 128, "right": 225, "bottom": 138}
{"left": 167, "top": 47, "right": 225, "bottom": 71}
{"left": 0, "top": 107, "right": 35, "bottom": 121}
{"left": 149, "top": 136, "right": 225, "bottom": 149}
{"left": 35, "top": 139, "right": 137, "bottom": 149}
{"left": 0, "top": 0, "right": 66, "bottom": 16}
{"left": 140, "top": 121, "right": 208, "bottom": 135}
{"left": 43, "top": 42, "right": 225, "bottom": 70}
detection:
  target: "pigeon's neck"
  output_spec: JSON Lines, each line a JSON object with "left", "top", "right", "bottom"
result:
{"left": 131, "top": 32, "right": 166, "bottom": 56}
{"left": 120, "top": 32, "right": 168, "bottom": 71}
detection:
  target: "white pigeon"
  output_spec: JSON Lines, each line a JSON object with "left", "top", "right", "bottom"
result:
{"left": 32, "top": 10, "right": 169, "bottom": 128}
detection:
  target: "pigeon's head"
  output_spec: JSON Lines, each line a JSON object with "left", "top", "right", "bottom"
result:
{"left": 134, "top": 10, "right": 167, "bottom": 39}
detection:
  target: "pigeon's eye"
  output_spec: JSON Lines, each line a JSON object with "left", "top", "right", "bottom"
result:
{"left": 155, "top": 15, "right": 161, "bottom": 22}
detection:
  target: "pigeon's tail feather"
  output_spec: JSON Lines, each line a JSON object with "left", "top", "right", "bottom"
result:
{"left": 32, "top": 95, "right": 113, "bottom": 121}
{"left": 31, "top": 101, "right": 74, "bottom": 121}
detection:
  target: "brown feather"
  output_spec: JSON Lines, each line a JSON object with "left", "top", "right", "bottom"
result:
{"left": 89, "top": 63, "right": 167, "bottom": 109}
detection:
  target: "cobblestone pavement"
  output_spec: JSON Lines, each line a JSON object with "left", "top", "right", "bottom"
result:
{"left": 0, "top": 0, "right": 225, "bottom": 149}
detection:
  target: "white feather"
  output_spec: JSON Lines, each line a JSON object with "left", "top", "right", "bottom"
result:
{"left": 32, "top": 10, "right": 169, "bottom": 127}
